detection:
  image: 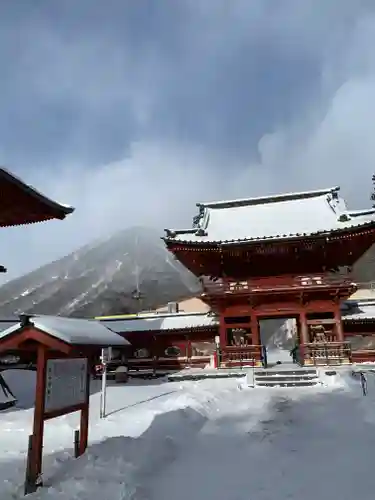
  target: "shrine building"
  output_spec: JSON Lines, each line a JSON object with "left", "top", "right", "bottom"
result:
{"left": 161, "top": 186, "right": 375, "bottom": 367}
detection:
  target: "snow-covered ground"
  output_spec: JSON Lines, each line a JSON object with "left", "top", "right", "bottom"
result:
{"left": 1, "top": 368, "right": 375, "bottom": 499}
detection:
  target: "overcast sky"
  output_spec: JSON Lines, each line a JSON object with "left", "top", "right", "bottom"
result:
{"left": 1, "top": 0, "right": 375, "bottom": 280}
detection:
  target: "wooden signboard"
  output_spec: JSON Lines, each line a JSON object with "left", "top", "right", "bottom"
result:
{"left": 45, "top": 358, "right": 88, "bottom": 414}
{"left": 26, "top": 351, "right": 91, "bottom": 496}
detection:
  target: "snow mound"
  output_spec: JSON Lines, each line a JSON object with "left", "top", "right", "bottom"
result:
{"left": 43, "top": 406, "right": 209, "bottom": 500}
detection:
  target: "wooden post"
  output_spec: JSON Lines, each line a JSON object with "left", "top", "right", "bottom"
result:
{"left": 299, "top": 311, "right": 309, "bottom": 343}
{"left": 334, "top": 307, "right": 344, "bottom": 342}
{"left": 79, "top": 359, "right": 91, "bottom": 456}
{"left": 187, "top": 336, "right": 191, "bottom": 365}
{"left": 219, "top": 310, "right": 227, "bottom": 347}
{"left": 299, "top": 311, "right": 309, "bottom": 364}
{"left": 251, "top": 315, "right": 260, "bottom": 345}
{"left": 250, "top": 313, "right": 263, "bottom": 365}
{"left": 24, "top": 434, "right": 37, "bottom": 495}
{"left": 31, "top": 346, "right": 47, "bottom": 485}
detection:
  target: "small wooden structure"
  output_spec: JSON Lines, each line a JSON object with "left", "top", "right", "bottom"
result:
{"left": 342, "top": 299, "right": 375, "bottom": 362}
{"left": 97, "top": 310, "right": 218, "bottom": 372}
{"left": 164, "top": 187, "right": 375, "bottom": 366}
{"left": 0, "top": 314, "right": 129, "bottom": 495}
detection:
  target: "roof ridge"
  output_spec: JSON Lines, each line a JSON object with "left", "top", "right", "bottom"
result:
{"left": 196, "top": 187, "right": 340, "bottom": 209}
{"left": 346, "top": 208, "right": 375, "bottom": 217}
{"left": 98, "top": 311, "right": 211, "bottom": 321}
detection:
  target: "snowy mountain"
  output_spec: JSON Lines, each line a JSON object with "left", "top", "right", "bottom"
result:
{"left": 0, "top": 227, "right": 200, "bottom": 318}
{"left": 260, "top": 318, "right": 297, "bottom": 350}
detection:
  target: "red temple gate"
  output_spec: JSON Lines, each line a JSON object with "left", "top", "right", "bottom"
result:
{"left": 163, "top": 187, "right": 375, "bottom": 367}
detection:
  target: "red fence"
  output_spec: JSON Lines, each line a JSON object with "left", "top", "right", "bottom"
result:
{"left": 303, "top": 342, "right": 352, "bottom": 365}
{"left": 219, "top": 345, "right": 262, "bottom": 367}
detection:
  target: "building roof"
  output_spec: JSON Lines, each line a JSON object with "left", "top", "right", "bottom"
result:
{"left": 0, "top": 167, "right": 74, "bottom": 227}
{"left": 155, "top": 297, "right": 210, "bottom": 314}
{"left": 0, "top": 318, "right": 19, "bottom": 333}
{"left": 342, "top": 299, "right": 375, "bottom": 322}
{"left": 97, "top": 311, "right": 218, "bottom": 333}
{"left": 0, "top": 315, "right": 130, "bottom": 346}
{"left": 164, "top": 187, "right": 375, "bottom": 245}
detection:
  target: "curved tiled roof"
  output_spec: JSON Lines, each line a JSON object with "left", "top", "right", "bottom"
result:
{"left": 342, "top": 299, "right": 375, "bottom": 322}
{"left": 0, "top": 314, "right": 129, "bottom": 346}
{"left": 97, "top": 311, "right": 218, "bottom": 333}
{"left": 164, "top": 187, "right": 375, "bottom": 245}
{"left": 0, "top": 166, "right": 74, "bottom": 227}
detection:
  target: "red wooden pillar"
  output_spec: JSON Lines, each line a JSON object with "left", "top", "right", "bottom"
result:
{"left": 79, "top": 357, "right": 91, "bottom": 456}
{"left": 219, "top": 310, "right": 227, "bottom": 347}
{"left": 334, "top": 307, "right": 344, "bottom": 342}
{"left": 31, "top": 346, "right": 47, "bottom": 483}
{"left": 299, "top": 310, "right": 309, "bottom": 363}
{"left": 251, "top": 314, "right": 260, "bottom": 345}
{"left": 251, "top": 314, "right": 261, "bottom": 362}
{"left": 186, "top": 336, "right": 192, "bottom": 364}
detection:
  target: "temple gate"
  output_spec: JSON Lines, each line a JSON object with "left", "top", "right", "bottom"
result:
{"left": 163, "top": 187, "right": 375, "bottom": 366}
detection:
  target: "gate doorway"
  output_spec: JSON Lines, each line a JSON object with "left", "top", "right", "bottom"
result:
{"left": 259, "top": 317, "right": 299, "bottom": 366}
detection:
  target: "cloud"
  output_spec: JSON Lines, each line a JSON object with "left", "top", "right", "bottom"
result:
{"left": 0, "top": 1, "right": 375, "bottom": 279}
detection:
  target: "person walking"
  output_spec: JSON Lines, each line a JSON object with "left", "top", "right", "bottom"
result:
{"left": 290, "top": 344, "right": 298, "bottom": 363}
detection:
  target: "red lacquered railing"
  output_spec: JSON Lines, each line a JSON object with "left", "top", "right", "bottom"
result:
{"left": 303, "top": 342, "right": 351, "bottom": 365}
{"left": 220, "top": 345, "right": 262, "bottom": 366}
{"left": 201, "top": 275, "right": 356, "bottom": 295}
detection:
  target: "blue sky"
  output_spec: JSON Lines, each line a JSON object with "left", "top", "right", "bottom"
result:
{"left": 1, "top": 0, "right": 375, "bottom": 278}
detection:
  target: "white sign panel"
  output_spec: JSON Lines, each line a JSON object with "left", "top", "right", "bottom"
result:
{"left": 45, "top": 358, "right": 88, "bottom": 413}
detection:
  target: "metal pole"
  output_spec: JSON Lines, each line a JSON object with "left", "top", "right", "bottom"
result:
{"left": 100, "top": 351, "right": 107, "bottom": 419}
{"left": 74, "top": 429, "right": 80, "bottom": 458}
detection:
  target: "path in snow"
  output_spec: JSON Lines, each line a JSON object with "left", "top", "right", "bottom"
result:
{"left": 142, "top": 380, "right": 375, "bottom": 500}
{"left": 1, "top": 372, "right": 375, "bottom": 499}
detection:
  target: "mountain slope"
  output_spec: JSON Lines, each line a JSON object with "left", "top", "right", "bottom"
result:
{"left": 0, "top": 227, "right": 201, "bottom": 318}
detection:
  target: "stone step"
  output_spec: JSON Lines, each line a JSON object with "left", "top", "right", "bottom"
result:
{"left": 255, "top": 369, "right": 317, "bottom": 377}
{"left": 256, "top": 380, "right": 319, "bottom": 387}
{"left": 255, "top": 375, "right": 318, "bottom": 382}
{"left": 249, "top": 366, "right": 320, "bottom": 388}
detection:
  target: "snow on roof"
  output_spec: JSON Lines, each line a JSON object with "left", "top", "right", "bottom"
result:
{"left": 98, "top": 311, "right": 218, "bottom": 333}
{"left": 0, "top": 318, "right": 19, "bottom": 333}
{"left": 164, "top": 186, "right": 375, "bottom": 244}
{"left": 0, "top": 315, "right": 130, "bottom": 346}
{"left": 342, "top": 299, "right": 375, "bottom": 322}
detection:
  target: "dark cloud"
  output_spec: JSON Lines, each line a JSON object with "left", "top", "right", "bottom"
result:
{"left": 0, "top": 0, "right": 374, "bottom": 278}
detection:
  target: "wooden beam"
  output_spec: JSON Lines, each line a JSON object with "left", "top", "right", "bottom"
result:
{"left": 306, "top": 319, "right": 337, "bottom": 325}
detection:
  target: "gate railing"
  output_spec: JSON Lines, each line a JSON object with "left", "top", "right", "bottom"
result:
{"left": 219, "top": 345, "right": 262, "bottom": 368}
{"left": 303, "top": 342, "right": 352, "bottom": 365}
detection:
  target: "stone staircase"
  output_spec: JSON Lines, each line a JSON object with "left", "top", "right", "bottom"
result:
{"left": 248, "top": 365, "right": 320, "bottom": 388}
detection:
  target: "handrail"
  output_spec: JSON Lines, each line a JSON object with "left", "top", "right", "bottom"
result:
{"left": 220, "top": 345, "right": 262, "bottom": 368}
{"left": 304, "top": 341, "right": 352, "bottom": 365}
{"left": 201, "top": 275, "right": 355, "bottom": 295}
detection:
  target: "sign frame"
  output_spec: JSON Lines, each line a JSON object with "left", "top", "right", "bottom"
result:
{"left": 27, "top": 348, "right": 91, "bottom": 495}
{"left": 44, "top": 358, "right": 88, "bottom": 414}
